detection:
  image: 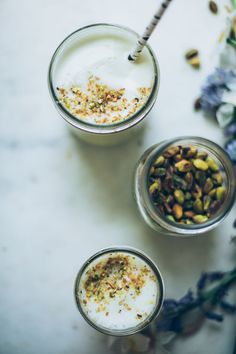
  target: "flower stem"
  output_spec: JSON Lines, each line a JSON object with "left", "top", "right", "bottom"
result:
{"left": 162, "top": 269, "right": 236, "bottom": 318}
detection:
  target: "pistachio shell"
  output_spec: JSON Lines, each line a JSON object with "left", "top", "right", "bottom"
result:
{"left": 189, "top": 57, "right": 201, "bottom": 69}
{"left": 185, "top": 49, "right": 198, "bottom": 60}
{"left": 193, "top": 159, "right": 209, "bottom": 171}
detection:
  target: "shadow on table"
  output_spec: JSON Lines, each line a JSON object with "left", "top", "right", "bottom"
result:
{"left": 69, "top": 125, "right": 218, "bottom": 281}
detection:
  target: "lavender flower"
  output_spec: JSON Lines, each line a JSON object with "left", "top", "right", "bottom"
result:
{"left": 224, "top": 120, "right": 236, "bottom": 137}
{"left": 200, "top": 68, "right": 236, "bottom": 113}
{"left": 225, "top": 138, "right": 236, "bottom": 162}
{"left": 155, "top": 268, "right": 236, "bottom": 336}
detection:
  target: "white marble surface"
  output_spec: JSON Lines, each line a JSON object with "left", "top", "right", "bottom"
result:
{"left": 1, "top": 0, "right": 236, "bottom": 353}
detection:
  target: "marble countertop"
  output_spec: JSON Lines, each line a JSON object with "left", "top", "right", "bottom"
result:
{"left": 1, "top": 0, "right": 236, "bottom": 353}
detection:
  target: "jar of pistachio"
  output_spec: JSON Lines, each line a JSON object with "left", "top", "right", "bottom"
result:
{"left": 134, "top": 137, "right": 236, "bottom": 236}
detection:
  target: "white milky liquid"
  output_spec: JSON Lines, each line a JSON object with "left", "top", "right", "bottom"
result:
{"left": 77, "top": 251, "right": 160, "bottom": 331}
{"left": 53, "top": 26, "right": 155, "bottom": 124}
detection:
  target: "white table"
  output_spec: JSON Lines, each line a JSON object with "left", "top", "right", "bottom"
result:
{"left": 1, "top": 0, "right": 236, "bottom": 353}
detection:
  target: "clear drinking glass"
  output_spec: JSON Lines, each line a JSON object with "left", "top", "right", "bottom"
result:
{"left": 48, "top": 23, "right": 160, "bottom": 146}
{"left": 74, "top": 246, "right": 164, "bottom": 336}
{"left": 134, "top": 136, "right": 236, "bottom": 236}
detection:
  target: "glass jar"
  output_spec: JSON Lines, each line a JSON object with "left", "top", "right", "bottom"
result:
{"left": 134, "top": 136, "right": 236, "bottom": 236}
{"left": 48, "top": 23, "right": 159, "bottom": 146}
{"left": 74, "top": 246, "right": 164, "bottom": 336}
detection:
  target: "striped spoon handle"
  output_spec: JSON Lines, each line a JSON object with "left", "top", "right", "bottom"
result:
{"left": 128, "top": 0, "right": 172, "bottom": 61}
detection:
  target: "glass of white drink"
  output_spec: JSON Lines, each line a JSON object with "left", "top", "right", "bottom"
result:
{"left": 74, "top": 246, "right": 164, "bottom": 336}
{"left": 48, "top": 24, "right": 159, "bottom": 145}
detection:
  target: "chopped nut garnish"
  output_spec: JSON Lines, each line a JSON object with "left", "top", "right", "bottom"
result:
{"left": 80, "top": 253, "right": 156, "bottom": 317}
{"left": 57, "top": 76, "right": 151, "bottom": 124}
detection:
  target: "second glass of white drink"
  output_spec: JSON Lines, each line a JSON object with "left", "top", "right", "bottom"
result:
{"left": 74, "top": 247, "right": 164, "bottom": 336}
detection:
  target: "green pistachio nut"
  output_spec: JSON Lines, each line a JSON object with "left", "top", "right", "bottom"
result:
{"left": 196, "top": 151, "right": 208, "bottom": 160}
{"left": 172, "top": 204, "right": 183, "bottom": 220}
{"left": 193, "top": 199, "right": 203, "bottom": 213}
{"left": 163, "top": 146, "right": 180, "bottom": 158}
{"left": 154, "top": 155, "right": 165, "bottom": 167}
{"left": 184, "top": 172, "right": 194, "bottom": 189}
{"left": 174, "top": 189, "right": 185, "bottom": 204}
{"left": 154, "top": 168, "right": 166, "bottom": 177}
{"left": 195, "top": 171, "right": 206, "bottom": 187}
{"left": 166, "top": 215, "right": 175, "bottom": 222}
{"left": 206, "top": 158, "right": 219, "bottom": 172}
{"left": 212, "top": 172, "right": 223, "bottom": 185}
{"left": 193, "top": 159, "right": 209, "bottom": 171}
{"left": 203, "top": 195, "right": 212, "bottom": 211}
{"left": 175, "top": 159, "right": 193, "bottom": 172}
{"left": 184, "top": 200, "right": 194, "bottom": 210}
{"left": 203, "top": 178, "right": 214, "bottom": 194}
{"left": 192, "top": 215, "right": 208, "bottom": 224}
{"left": 149, "top": 182, "right": 159, "bottom": 194}
{"left": 185, "top": 192, "right": 192, "bottom": 200}
{"left": 208, "top": 188, "right": 217, "bottom": 198}
{"left": 216, "top": 186, "right": 226, "bottom": 202}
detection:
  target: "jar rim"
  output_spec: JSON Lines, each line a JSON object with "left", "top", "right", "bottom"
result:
{"left": 134, "top": 136, "right": 236, "bottom": 236}
{"left": 74, "top": 246, "right": 164, "bottom": 336}
{"left": 48, "top": 23, "right": 160, "bottom": 135}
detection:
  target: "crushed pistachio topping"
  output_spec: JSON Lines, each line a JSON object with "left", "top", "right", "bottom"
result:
{"left": 57, "top": 76, "right": 151, "bottom": 124}
{"left": 79, "top": 253, "right": 157, "bottom": 318}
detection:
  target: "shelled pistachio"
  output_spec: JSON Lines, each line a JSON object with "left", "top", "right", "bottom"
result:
{"left": 148, "top": 144, "right": 226, "bottom": 226}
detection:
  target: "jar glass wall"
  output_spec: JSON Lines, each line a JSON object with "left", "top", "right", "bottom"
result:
{"left": 134, "top": 137, "right": 236, "bottom": 236}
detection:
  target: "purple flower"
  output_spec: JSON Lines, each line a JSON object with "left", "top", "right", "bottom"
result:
{"left": 225, "top": 138, "right": 236, "bottom": 162}
{"left": 200, "top": 68, "right": 236, "bottom": 113}
{"left": 203, "top": 311, "right": 223, "bottom": 322}
{"left": 224, "top": 120, "right": 236, "bottom": 137}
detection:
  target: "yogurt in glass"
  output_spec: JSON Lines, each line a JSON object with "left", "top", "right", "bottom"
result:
{"left": 48, "top": 24, "right": 159, "bottom": 145}
{"left": 74, "top": 247, "right": 164, "bottom": 336}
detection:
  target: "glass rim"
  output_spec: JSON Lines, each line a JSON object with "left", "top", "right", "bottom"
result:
{"left": 48, "top": 23, "right": 160, "bottom": 135}
{"left": 134, "top": 136, "right": 236, "bottom": 236}
{"left": 74, "top": 246, "right": 165, "bottom": 336}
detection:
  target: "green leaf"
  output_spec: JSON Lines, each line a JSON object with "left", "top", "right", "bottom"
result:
{"left": 231, "top": 0, "right": 236, "bottom": 9}
{"left": 227, "top": 38, "right": 236, "bottom": 49}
